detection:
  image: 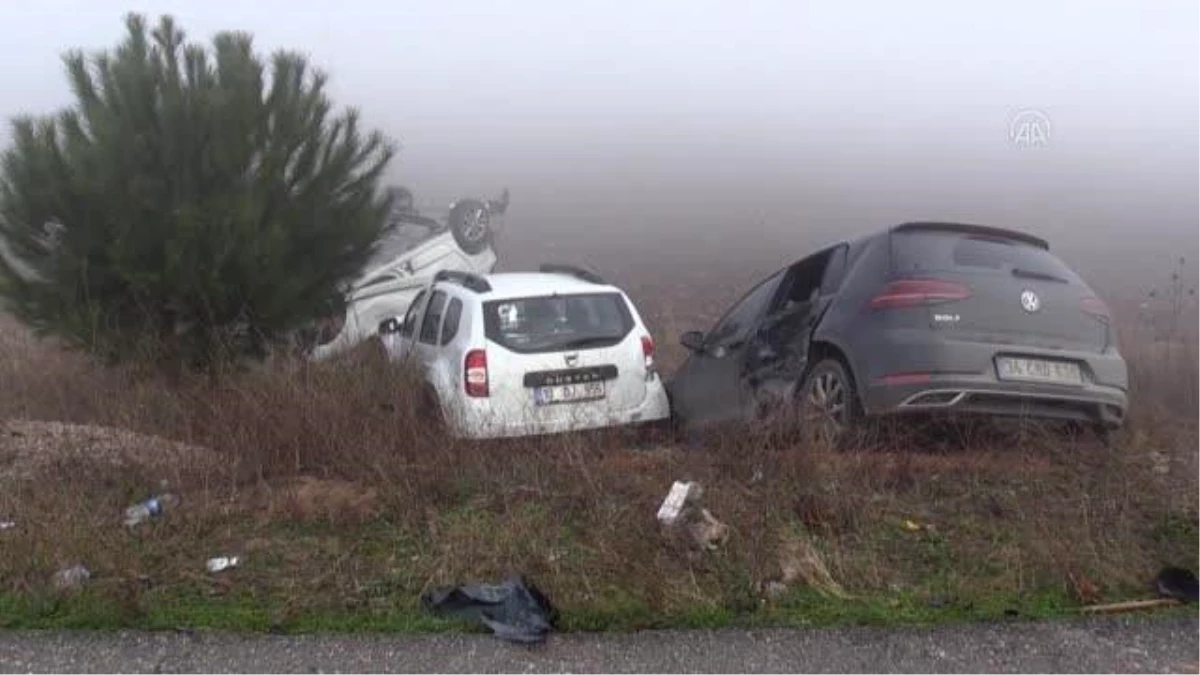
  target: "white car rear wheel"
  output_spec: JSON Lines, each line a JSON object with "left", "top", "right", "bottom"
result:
{"left": 447, "top": 199, "right": 492, "bottom": 254}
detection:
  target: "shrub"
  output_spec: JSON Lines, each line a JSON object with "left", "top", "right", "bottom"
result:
{"left": 0, "top": 13, "right": 395, "bottom": 371}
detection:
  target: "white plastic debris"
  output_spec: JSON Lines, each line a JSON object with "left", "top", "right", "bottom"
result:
{"left": 123, "top": 493, "right": 179, "bottom": 528}
{"left": 0, "top": 520, "right": 15, "bottom": 531}
{"left": 690, "top": 508, "right": 729, "bottom": 550}
{"left": 656, "top": 480, "right": 701, "bottom": 526}
{"left": 206, "top": 556, "right": 240, "bottom": 573}
{"left": 761, "top": 580, "right": 790, "bottom": 600}
{"left": 53, "top": 564, "right": 91, "bottom": 591}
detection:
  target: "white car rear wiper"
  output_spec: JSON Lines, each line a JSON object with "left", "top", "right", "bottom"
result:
{"left": 560, "top": 336, "right": 620, "bottom": 349}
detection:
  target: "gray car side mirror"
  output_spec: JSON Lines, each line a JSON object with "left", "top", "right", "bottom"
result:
{"left": 378, "top": 317, "right": 402, "bottom": 335}
{"left": 680, "top": 330, "right": 706, "bottom": 353}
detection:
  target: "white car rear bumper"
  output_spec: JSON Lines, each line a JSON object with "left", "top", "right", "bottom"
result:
{"left": 445, "top": 378, "right": 672, "bottom": 440}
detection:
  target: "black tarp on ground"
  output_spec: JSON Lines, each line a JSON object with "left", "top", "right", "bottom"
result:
{"left": 1155, "top": 567, "right": 1199, "bottom": 602}
{"left": 421, "top": 575, "right": 557, "bottom": 644}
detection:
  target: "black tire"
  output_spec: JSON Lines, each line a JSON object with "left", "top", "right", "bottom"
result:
{"left": 796, "top": 358, "right": 860, "bottom": 448}
{"left": 447, "top": 198, "right": 492, "bottom": 255}
{"left": 419, "top": 385, "right": 448, "bottom": 435}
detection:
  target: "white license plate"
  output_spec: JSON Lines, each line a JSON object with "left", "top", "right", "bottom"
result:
{"left": 995, "top": 357, "right": 1082, "bottom": 385}
{"left": 534, "top": 381, "right": 606, "bottom": 406}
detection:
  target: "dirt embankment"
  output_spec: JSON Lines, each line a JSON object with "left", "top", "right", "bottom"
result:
{"left": 0, "top": 419, "right": 220, "bottom": 487}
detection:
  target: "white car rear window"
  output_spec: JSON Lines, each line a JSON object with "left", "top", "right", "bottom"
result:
{"left": 483, "top": 293, "right": 633, "bottom": 354}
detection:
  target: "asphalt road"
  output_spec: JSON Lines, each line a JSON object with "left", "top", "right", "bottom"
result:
{"left": 1, "top": 616, "right": 1196, "bottom": 673}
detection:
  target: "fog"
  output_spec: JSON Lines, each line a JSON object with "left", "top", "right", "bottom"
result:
{"left": 1, "top": 0, "right": 1196, "bottom": 295}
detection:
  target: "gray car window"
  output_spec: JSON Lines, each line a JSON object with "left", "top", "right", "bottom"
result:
{"left": 706, "top": 271, "right": 785, "bottom": 348}
{"left": 819, "top": 245, "right": 849, "bottom": 294}
{"left": 892, "top": 231, "right": 1079, "bottom": 282}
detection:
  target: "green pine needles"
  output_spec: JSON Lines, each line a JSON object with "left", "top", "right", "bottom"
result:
{"left": 0, "top": 13, "right": 396, "bottom": 371}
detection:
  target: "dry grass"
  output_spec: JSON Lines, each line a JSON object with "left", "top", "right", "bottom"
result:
{"left": 0, "top": 290, "right": 1196, "bottom": 630}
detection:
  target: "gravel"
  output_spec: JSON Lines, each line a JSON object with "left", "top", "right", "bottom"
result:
{"left": 0, "top": 419, "right": 217, "bottom": 485}
{"left": 0, "top": 615, "right": 1195, "bottom": 673}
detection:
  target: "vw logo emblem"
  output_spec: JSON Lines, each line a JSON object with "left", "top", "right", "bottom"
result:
{"left": 1020, "top": 290, "right": 1041, "bottom": 313}
{"left": 564, "top": 353, "right": 579, "bottom": 367}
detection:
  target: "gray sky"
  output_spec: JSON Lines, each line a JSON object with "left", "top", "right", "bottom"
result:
{"left": 1, "top": 0, "right": 1196, "bottom": 288}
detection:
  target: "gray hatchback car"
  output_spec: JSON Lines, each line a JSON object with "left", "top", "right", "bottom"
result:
{"left": 668, "top": 222, "right": 1128, "bottom": 441}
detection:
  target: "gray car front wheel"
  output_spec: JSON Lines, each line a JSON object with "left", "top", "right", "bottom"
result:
{"left": 797, "top": 358, "right": 859, "bottom": 448}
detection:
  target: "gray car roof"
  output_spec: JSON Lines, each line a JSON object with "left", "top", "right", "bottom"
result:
{"left": 890, "top": 221, "right": 1050, "bottom": 250}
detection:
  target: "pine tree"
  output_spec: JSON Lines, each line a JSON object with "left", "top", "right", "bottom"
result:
{"left": 0, "top": 13, "right": 395, "bottom": 370}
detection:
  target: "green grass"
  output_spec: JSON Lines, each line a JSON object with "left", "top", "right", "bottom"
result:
{"left": 2, "top": 584, "right": 1190, "bottom": 635}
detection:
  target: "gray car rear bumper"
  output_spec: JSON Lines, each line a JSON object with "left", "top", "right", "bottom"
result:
{"left": 855, "top": 332, "right": 1129, "bottom": 428}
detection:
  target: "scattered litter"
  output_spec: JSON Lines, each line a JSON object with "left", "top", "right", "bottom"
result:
{"left": 1148, "top": 451, "right": 1171, "bottom": 477}
{"left": 1082, "top": 567, "right": 1200, "bottom": 614}
{"left": 1080, "top": 598, "right": 1181, "bottom": 615}
{"left": 1155, "top": 567, "right": 1198, "bottom": 602}
{"left": 206, "top": 556, "right": 241, "bottom": 573}
{"left": 52, "top": 564, "right": 91, "bottom": 591}
{"left": 656, "top": 480, "right": 702, "bottom": 526}
{"left": 421, "top": 575, "right": 557, "bottom": 644}
{"left": 689, "top": 508, "right": 729, "bottom": 550}
{"left": 0, "top": 520, "right": 14, "bottom": 531}
{"left": 760, "top": 580, "right": 790, "bottom": 600}
{"left": 900, "top": 518, "right": 938, "bottom": 534}
{"left": 655, "top": 480, "right": 729, "bottom": 552}
{"left": 123, "top": 493, "right": 179, "bottom": 528}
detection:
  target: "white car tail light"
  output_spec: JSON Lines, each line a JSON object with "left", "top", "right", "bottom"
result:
{"left": 464, "top": 349, "right": 489, "bottom": 397}
{"left": 641, "top": 335, "right": 656, "bottom": 375}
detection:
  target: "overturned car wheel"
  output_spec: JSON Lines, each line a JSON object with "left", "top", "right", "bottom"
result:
{"left": 447, "top": 198, "right": 492, "bottom": 255}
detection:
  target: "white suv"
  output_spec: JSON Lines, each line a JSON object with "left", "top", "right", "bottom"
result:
{"left": 379, "top": 265, "right": 671, "bottom": 439}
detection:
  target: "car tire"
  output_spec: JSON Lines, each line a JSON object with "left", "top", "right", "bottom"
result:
{"left": 796, "top": 358, "right": 860, "bottom": 448}
{"left": 447, "top": 198, "right": 492, "bottom": 255}
{"left": 419, "top": 385, "right": 448, "bottom": 435}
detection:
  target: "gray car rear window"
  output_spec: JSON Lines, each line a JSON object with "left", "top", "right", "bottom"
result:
{"left": 890, "top": 231, "right": 1079, "bottom": 282}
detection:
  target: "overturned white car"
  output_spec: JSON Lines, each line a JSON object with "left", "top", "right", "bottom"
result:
{"left": 307, "top": 186, "right": 508, "bottom": 361}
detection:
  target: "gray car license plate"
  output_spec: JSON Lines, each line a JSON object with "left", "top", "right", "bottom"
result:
{"left": 995, "top": 357, "right": 1082, "bottom": 385}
